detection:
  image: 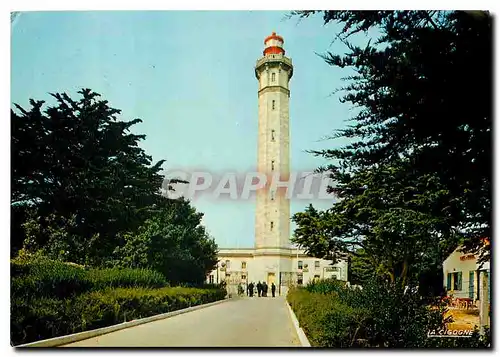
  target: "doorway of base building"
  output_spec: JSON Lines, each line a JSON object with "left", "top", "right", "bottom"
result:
{"left": 267, "top": 272, "right": 275, "bottom": 285}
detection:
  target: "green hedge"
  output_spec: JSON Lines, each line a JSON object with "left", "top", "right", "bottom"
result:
{"left": 288, "top": 288, "right": 368, "bottom": 347}
{"left": 288, "top": 278, "right": 491, "bottom": 348}
{"left": 11, "top": 286, "right": 226, "bottom": 346}
{"left": 10, "top": 256, "right": 225, "bottom": 346}
{"left": 11, "top": 259, "right": 89, "bottom": 299}
{"left": 11, "top": 258, "right": 168, "bottom": 299}
{"left": 85, "top": 268, "right": 168, "bottom": 290}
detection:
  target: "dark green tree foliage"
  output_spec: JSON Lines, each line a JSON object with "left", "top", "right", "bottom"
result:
{"left": 294, "top": 166, "right": 460, "bottom": 285}
{"left": 11, "top": 205, "right": 28, "bottom": 258}
{"left": 348, "top": 249, "right": 375, "bottom": 286}
{"left": 12, "top": 89, "right": 218, "bottom": 284}
{"left": 291, "top": 11, "right": 492, "bottom": 283}
{"left": 12, "top": 89, "right": 164, "bottom": 264}
{"left": 112, "top": 197, "right": 219, "bottom": 285}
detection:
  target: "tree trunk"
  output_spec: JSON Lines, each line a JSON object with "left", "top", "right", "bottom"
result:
{"left": 388, "top": 270, "right": 395, "bottom": 284}
{"left": 401, "top": 259, "right": 409, "bottom": 288}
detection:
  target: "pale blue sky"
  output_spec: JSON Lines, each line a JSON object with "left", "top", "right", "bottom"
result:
{"left": 11, "top": 11, "right": 368, "bottom": 248}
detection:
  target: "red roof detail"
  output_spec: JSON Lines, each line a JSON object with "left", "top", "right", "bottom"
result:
{"left": 264, "top": 32, "right": 284, "bottom": 44}
{"left": 263, "top": 46, "right": 285, "bottom": 55}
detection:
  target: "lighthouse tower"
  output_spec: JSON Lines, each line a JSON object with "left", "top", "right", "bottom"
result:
{"left": 205, "top": 33, "right": 349, "bottom": 292}
{"left": 254, "top": 32, "right": 293, "bottom": 255}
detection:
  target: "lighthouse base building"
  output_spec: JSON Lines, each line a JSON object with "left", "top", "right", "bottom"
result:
{"left": 206, "top": 32, "right": 348, "bottom": 296}
{"left": 208, "top": 248, "right": 348, "bottom": 296}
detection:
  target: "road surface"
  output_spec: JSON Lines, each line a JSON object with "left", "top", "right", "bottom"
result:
{"left": 63, "top": 296, "right": 301, "bottom": 347}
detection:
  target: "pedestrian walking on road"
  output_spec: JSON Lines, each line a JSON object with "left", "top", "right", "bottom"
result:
{"left": 262, "top": 282, "right": 268, "bottom": 297}
{"left": 248, "top": 282, "right": 254, "bottom": 297}
{"left": 271, "top": 283, "right": 276, "bottom": 297}
{"left": 257, "top": 281, "right": 262, "bottom": 297}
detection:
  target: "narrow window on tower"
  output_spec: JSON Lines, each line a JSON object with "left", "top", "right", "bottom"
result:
{"left": 272, "top": 100, "right": 275, "bottom": 110}
{"left": 272, "top": 73, "right": 276, "bottom": 82}
{"left": 271, "top": 129, "right": 275, "bottom": 141}
{"left": 270, "top": 221, "right": 274, "bottom": 231}
{"left": 271, "top": 160, "right": 275, "bottom": 171}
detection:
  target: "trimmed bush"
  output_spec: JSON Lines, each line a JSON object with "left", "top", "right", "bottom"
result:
{"left": 73, "top": 286, "right": 225, "bottom": 330}
{"left": 11, "top": 286, "right": 226, "bottom": 346}
{"left": 10, "top": 256, "right": 225, "bottom": 346}
{"left": 288, "top": 288, "right": 368, "bottom": 347}
{"left": 11, "top": 258, "right": 90, "bottom": 299}
{"left": 305, "top": 278, "right": 347, "bottom": 295}
{"left": 85, "top": 268, "right": 168, "bottom": 290}
{"left": 11, "top": 258, "right": 168, "bottom": 299}
{"left": 288, "top": 278, "right": 491, "bottom": 348}
{"left": 11, "top": 297, "right": 73, "bottom": 346}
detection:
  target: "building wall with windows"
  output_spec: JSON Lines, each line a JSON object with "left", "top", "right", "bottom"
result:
{"left": 443, "top": 245, "right": 490, "bottom": 301}
{"left": 206, "top": 248, "right": 348, "bottom": 295}
{"left": 291, "top": 255, "right": 348, "bottom": 282}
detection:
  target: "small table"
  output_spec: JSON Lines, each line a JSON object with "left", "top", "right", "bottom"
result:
{"left": 455, "top": 298, "right": 473, "bottom": 309}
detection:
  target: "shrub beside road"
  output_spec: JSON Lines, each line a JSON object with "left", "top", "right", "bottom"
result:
{"left": 11, "top": 255, "right": 226, "bottom": 346}
{"left": 287, "top": 279, "right": 490, "bottom": 348}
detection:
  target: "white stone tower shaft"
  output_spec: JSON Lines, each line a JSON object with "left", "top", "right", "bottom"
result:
{"left": 254, "top": 32, "right": 293, "bottom": 250}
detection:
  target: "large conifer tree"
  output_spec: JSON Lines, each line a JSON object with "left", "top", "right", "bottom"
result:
{"left": 291, "top": 11, "right": 492, "bottom": 284}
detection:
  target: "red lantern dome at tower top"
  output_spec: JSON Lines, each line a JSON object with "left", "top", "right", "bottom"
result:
{"left": 263, "top": 31, "right": 285, "bottom": 56}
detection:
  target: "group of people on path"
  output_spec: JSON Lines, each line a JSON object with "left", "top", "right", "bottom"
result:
{"left": 246, "top": 281, "right": 276, "bottom": 298}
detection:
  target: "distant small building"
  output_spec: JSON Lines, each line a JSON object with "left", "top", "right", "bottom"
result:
{"left": 442, "top": 239, "right": 490, "bottom": 301}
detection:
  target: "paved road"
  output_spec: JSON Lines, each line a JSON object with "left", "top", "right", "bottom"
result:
{"left": 63, "top": 296, "right": 301, "bottom": 347}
